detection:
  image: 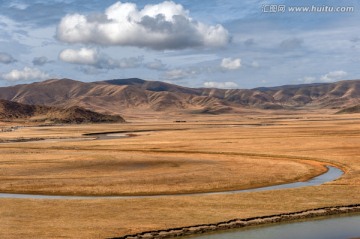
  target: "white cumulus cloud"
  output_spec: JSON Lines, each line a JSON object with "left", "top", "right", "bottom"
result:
{"left": 59, "top": 48, "right": 98, "bottom": 65}
{"left": 163, "top": 68, "right": 198, "bottom": 80}
{"left": 1, "top": 67, "right": 50, "bottom": 82}
{"left": 204, "top": 81, "right": 238, "bottom": 89}
{"left": 56, "top": 1, "right": 230, "bottom": 50}
{"left": 220, "top": 57, "right": 241, "bottom": 70}
{"left": 320, "top": 70, "right": 348, "bottom": 82}
{"left": 300, "top": 71, "right": 348, "bottom": 84}
{"left": 59, "top": 48, "right": 143, "bottom": 69}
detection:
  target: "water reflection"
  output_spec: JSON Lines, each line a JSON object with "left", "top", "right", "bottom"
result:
{"left": 190, "top": 214, "right": 360, "bottom": 239}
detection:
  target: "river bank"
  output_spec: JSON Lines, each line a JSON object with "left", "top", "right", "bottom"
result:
{"left": 112, "top": 204, "right": 360, "bottom": 239}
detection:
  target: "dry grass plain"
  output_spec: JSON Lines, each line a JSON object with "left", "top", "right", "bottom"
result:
{"left": 0, "top": 112, "right": 360, "bottom": 238}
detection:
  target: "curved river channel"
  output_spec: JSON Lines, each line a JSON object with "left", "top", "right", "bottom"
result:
{"left": 0, "top": 165, "right": 343, "bottom": 199}
{"left": 1, "top": 131, "right": 356, "bottom": 239}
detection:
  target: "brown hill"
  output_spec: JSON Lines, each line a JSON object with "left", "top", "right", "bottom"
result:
{"left": 0, "top": 99, "right": 125, "bottom": 123}
{"left": 0, "top": 78, "right": 360, "bottom": 116}
{"left": 0, "top": 78, "right": 229, "bottom": 115}
{"left": 336, "top": 105, "right": 360, "bottom": 114}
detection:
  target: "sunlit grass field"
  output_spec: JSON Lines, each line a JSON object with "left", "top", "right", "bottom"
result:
{"left": 1, "top": 112, "right": 359, "bottom": 238}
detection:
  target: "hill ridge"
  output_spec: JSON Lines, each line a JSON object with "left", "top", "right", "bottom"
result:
{"left": 1, "top": 78, "right": 360, "bottom": 116}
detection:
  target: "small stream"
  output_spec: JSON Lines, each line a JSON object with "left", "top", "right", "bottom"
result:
{"left": 0, "top": 165, "right": 343, "bottom": 199}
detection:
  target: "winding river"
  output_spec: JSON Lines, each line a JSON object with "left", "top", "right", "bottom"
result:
{"left": 0, "top": 165, "right": 343, "bottom": 199}
{"left": 0, "top": 129, "right": 344, "bottom": 199}
{"left": 1, "top": 130, "right": 356, "bottom": 239}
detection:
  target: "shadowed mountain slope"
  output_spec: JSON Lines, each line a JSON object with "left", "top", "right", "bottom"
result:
{"left": 0, "top": 99, "right": 125, "bottom": 123}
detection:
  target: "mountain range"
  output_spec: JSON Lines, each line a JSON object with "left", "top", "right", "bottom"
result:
{"left": 0, "top": 78, "right": 360, "bottom": 117}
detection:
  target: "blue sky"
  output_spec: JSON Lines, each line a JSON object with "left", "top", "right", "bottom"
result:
{"left": 0, "top": 0, "right": 360, "bottom": 89}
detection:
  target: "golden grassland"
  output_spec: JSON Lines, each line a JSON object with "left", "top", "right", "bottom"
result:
{"left": 0, "top": 112, "right": 360, "bottom": 238}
